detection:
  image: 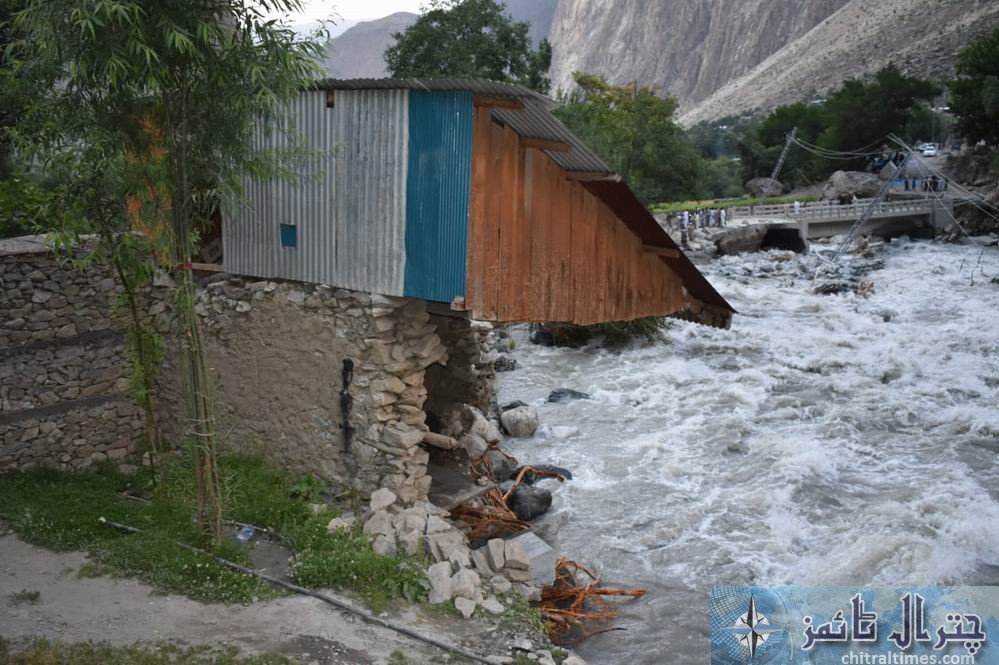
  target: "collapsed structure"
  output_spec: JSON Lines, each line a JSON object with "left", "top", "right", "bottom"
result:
{"left": 2, "top": 79, "right": 734, "bottom": 507}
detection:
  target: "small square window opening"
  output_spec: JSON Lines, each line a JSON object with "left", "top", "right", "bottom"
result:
{"left": 280, "top": 224, "right": 297, "bottom": 248}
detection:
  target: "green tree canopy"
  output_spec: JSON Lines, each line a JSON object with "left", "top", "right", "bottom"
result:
{"left": 739, "top": 64, "right": 938, "bottom": 187}
{"left": 9, "top": 0, "right": 325, "bottom": 542}
{"left": 949, "top": 27, "right": 999, "bottom": 145}
{"left": 384, "top": 0, "right": 551, "bottom": 93}
{"left": 556, "top": 73, "right": 705, "bottom": 204}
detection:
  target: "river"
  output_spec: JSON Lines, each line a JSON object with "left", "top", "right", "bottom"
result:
{"left": 496, "top": 239, "right": 999, "bottom": 664}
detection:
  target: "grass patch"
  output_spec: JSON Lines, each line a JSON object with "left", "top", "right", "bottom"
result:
{"left": 8, "top": 589, "right": 41, "bottom": 605}
{"left": 651, "top": 194, "right": 818, "bottom": 213}
{"left": 0, "top": 454, "right": 428, "bottom": 608}
{"left": 499, "top": 592, "right": 547, "bottom": 634}
{"left": 0, "top": 639, "right": 299, "bottom": 664}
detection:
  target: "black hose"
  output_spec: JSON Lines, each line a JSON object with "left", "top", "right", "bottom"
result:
{"left": 98, "top": 517, "right": 492, "bottom": 664}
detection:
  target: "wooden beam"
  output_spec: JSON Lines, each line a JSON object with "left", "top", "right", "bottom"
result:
{"left": 520, "top": 137, "right": 573, "bottom": 153}
{"left": 642, "top": 245, "right": 680, "bottom": 258}
{"left": 191, "top": 262, "right": 224, "bottom": 273}
{"left": 474, "top": 96, "right": 524, "bottom": 110}
{"left": 564, "top": 171, "right": 622, "bottom": 182}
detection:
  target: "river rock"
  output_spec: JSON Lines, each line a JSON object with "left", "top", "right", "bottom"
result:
{"left": 508, "top": 485, "right": 552, "bottom": 521}
{"left": 529, "top": 329, "right": 555, "bottom": 346}
{"left": 460, "top": 432, "right": 488, "bottom": 459}
{"left": 486, "top": 449, "right": 518, "bottom": 480}
{"left": 500, "top": 400, "right": 528, "bottom": 412}
{"left": 495, "top": 356, "right": 518, "bottom": 372}
{"left": 451, "top": 568, "right": 481, "bottom": 600}
{"left": 563, "top": 656, "right": 588, "bottom": 665}
{"left": 490, "top": 574, "right": 512, "bottom": 594}
{"left": 481, "top": 596, "right": 505, "bottom": 615}
{"left": 547, "top": 388, "right": 590, "bottom": 403}
{"left": 500, "top": 406, "right": 539, "bottom": 438}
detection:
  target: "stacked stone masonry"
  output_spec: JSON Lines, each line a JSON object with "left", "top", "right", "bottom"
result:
{"left": 1, "top": 241, "right": 146, "bottom": 471}
{"left": 2, "top": 237, "right": 497, "bottom": 503}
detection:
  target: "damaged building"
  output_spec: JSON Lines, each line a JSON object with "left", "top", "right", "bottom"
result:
{"left": 2, "top": 79, "right": 734, "bottom": 507}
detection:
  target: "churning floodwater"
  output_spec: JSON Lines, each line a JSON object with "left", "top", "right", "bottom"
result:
{"left": 497, "top": 239, "right": 999, "bottom": 665}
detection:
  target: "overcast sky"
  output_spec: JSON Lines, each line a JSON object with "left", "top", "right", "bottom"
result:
{"left": 272, "top": 0, "right": 424, "bottom": 23}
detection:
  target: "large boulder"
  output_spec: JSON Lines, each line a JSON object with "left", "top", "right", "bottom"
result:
{"left": 500, "top": 405, "right": 540, "bottom": 438}
{"left": 745, "top": 177, "right": 783, "bottom": 197}
{"left": 821, "top": 170, "right": 881, "bottom": 200}
{"left": 507, "top": 484, "right": 552, "bottom": 521}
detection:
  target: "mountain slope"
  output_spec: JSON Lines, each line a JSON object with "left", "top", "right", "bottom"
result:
{"left": 322, "top": 0, "right": 558, "bottom": 80}
{"left": 680, "top": 0, "right": 999, "bottom": 125}
{"left": 547, "top": 0, "right": 850, "bottom": 102}
{"left": 323, "top": 12, "right": 417, "bottom": 79}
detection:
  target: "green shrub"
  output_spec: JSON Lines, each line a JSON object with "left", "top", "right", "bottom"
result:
{"left": 0, "top": 175, "right": 50, "bottom": 238}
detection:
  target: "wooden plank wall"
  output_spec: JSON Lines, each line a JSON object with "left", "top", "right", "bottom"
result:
{"left": 467, "top": 110, "right": 684, "bottom": 325}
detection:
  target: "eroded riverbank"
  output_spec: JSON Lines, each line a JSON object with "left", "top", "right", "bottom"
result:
{"left": 498, "top": 239, "right": 999, "bottom": 664}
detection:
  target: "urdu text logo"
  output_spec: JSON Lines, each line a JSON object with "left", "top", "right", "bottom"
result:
{"left": 710, "top": 586, "right": 999, "bottom": 665}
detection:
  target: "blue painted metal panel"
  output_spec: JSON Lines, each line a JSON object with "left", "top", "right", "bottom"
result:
{"left": 404, "top": 91, "right": 473, "bottom": 303}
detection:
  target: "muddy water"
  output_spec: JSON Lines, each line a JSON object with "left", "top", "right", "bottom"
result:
{"left": 497, "top": 239, "right": 999, "bottom": 664}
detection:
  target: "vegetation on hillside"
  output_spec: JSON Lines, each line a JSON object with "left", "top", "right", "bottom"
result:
{"left": 737, "top": 64, "right": 940, "bottom": 190}
{"left": 949, "top": 27, "right": 999, "bottom": 146}
{"left": 0, "top": 639, "right": 301, "bottom": 664}
{"left": 385, "top": 0, "right": 552, "bottom": 93}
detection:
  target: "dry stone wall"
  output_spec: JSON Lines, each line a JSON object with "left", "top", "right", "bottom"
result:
{"left": 2, "top": 237, "right": 498, "bottom": 503}
{"left": 0, "top": 239, "right": 148, "bottom": 471}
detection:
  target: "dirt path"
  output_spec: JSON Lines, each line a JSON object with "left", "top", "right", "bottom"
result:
{"left": 0, "top": 534, "right": 516, "bottom": 664}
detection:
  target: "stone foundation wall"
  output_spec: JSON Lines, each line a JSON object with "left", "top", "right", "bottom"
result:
{"left": 0, "top": 241, "right": 147, "bottom": 471}
{"left": 1, "top": 237, "right": 499, "bottom": 502}
{"left": 159, "top": 277, "right": 467, "bottom": 501}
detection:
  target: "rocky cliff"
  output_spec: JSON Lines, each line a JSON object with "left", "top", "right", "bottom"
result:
{"left": 680, "top": 0, "right": 999, "bottom": 125}
{"left": 547, "top": 0, "right": 850, "bottom": 101}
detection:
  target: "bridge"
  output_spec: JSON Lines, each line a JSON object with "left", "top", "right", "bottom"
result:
{"left": 729, "top": 196, "right": 958, "bottom": 242}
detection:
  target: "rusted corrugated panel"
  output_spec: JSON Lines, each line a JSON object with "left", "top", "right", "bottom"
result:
{"left": 223, "top": 90, "right": 408, "bottom": 296}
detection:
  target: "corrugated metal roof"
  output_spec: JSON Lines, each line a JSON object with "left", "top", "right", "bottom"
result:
{"left": 318, "top": 78, "right": 614, "bottom": 175}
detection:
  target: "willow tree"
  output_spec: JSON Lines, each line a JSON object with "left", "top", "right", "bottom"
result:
{"left": 10, "top": 0, "right": 325, "bottom": 542}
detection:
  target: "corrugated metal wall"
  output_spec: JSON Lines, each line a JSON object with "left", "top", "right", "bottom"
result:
{"left": 224, "top": 89, "right": 410, "bottom": 295}
{"left": 403, "top": 91, "right": 474, "bottom": 303}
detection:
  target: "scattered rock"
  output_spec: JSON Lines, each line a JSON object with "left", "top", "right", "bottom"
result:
{"left": 486, "top": 538, "right": 506, "bottom": 570}
{"left": 454, "top": 596, "right": 477, "bottom": 619}
{"left": 369, "top": 488, "right": 397, "bottom": 512}
{"left": 451, "top": 568, "right": 481, "bottom": 600}
{"left": 362, "top": 511, "right": 393, "bottom": 538}
{"left": 745, "top": 177, "right": 783, "bottom": 197}
{"left": 820, "top": 170, "right": 880, "bottom": 201}
{"left": 326, "top": 516, "right": 355, "bottom": 533}
{"left": 529, "top": 329, "right": 555, "bottom": 346}
{"left": 460, "top": 432, "right": 489, "bottom": 459}
{"left": 371, "top": 534, "right": 396, "bottom": 556}
{"left": 547, "top": 388, "right": 590, "bottom": 403}
{"left": 500, "top": 406, "right": 540, "bottom": 438}
{"left": 494, "top": 356, "right": 518, "bottom": 372}
{"left": 427, "top": 561, "right": 454, "bottom": 604}
{"left": 504, "top": 541, "right": 531, "bottom": 571}
{"left": 486, "top": 449, "right": 518, "bottom": 481}
{"left": 563, "top": 656, "right": 588, "bottom": 665}
{"left": 490, "top": 575, "right": 512, "bottom": 594}
{"left": 507, "top": 484, "right": 552, "bottom": 521}
{"left": 481, "top": 596, "right": 505, "bottom": 615}
{"left": 500, "top": 400, "right": 528, "bottom": 412}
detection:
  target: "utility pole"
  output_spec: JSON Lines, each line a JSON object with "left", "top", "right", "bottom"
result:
{"left": 764, "top": 126, "right": 797, "bottom": 198}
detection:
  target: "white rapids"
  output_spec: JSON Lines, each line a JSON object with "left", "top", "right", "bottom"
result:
{"left": 497, "top": 238, "right": 999, "bottom": 664}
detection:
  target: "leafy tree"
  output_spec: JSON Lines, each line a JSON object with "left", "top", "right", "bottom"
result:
{"left": 0, "top": 0, "right": 27, "bottom": 179}
{"left": 742, "top": 64, "right": 937, "bottom": 186}
{"left": 949, "top": 27, "right": 999, "bottom": 144}
{"left": 10, "top": 0, "right": 325, "bottom": 543}
{"left": 556, "top": 73, "right": 704, "bottom": 204}
{"left": 385, "top": 0, "right": 551, "bottom": 93}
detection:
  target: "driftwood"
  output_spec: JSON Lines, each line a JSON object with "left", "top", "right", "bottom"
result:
{"left": 540, "top": 558, "right": 646, "bottom": 644}
{"left": 422, "top": 432, "right": 460, "bottom": 450}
